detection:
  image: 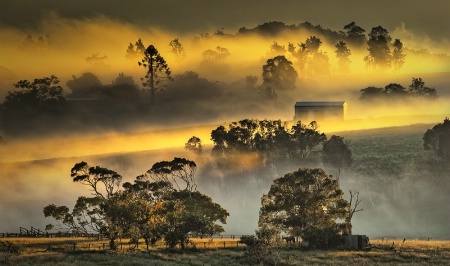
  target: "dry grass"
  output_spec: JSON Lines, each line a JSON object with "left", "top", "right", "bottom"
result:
{"left": 2, "top": 238, "right": 450, "bottom": 265}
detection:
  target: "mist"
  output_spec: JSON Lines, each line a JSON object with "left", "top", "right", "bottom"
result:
{"left": 1, "top": 11, "right": 450, "bottom": 239}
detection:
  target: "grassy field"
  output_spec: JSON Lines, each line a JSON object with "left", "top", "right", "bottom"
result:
{"left": 2, "top": 237, "right": 450, "bottom": 265}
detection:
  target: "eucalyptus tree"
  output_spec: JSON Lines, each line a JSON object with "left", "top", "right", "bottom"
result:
{"left": 259, "top": 168, "right": 350, "bottom": 238}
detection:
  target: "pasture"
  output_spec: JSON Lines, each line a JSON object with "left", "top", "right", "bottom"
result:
{"left": 2, "top": 237, "right": 450, "bottom": 265}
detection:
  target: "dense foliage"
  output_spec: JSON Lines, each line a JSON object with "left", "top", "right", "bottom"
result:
{"left": 43, "top": 158, "right": 228, "bottom": 250}
{"left": 259, "top": 168, "right": 350, "bottom": 237}
{"left": 423, "top": 117, "right": 450, "bottom": 161}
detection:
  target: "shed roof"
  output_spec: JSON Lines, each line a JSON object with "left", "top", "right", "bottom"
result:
{"left": 295, "top": 101, "right": 346, "bottom": 107}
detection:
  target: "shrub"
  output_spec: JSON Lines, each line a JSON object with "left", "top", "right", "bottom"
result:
{"left": 302, "top": 226, "right": 341, "bottom": 249}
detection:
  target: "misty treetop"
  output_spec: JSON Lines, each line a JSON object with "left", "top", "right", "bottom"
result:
{"left": 360, "top": 77, "right": 438, "bottom": 101}
{"left": 210, "top": 119, "right": 327, "bottom": 166}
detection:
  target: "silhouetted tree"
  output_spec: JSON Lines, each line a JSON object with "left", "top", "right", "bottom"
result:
{"left": 384, "top": 83, "right": 407, "bottom": 97}
{"left": 185, "top": 136, "right": 203, "bottom": 155}
{"left": 266, "top": 41, "right": 286, "bottom": 58}
{"left": 210, "top": 119, "right": 326, "bottom": 165}
{"left": 202, "top": 46, "right": 230, "bottom": 62}
{"left": 364, "top": 26, "right": 392, "bottom": 70}
{"left": 111, "top": 73, "right": 138, "bottom": 87}
{"left": 126, "top": 38, "right": 146, "bottom": 61}
{"left": 346, "top": 190, "right": 363, "bottom": 234}
{"left": 262, "top": 56, "right": 298, "bottom": 90}
{"left": 423, "top": 117, "right": 450, "bottom": 161}
{"left": 85, "top": 52, "right": 107, "bottom": 66}
{"left": 343, "top": 22, "right": 367, "bottom": 47}
{"left": 288, "top": 42, "right": 308, "bottom": 77}
{"left": 66, "top": 72, "right": 102, "bottom": 97}
{"left": 408, "top": 77, "right": 437, "bottom": 98}
{"left": 335, "top": 41, "right": 351, "bottom": 74}
{"left": 360, "top": 86, "right": 384, "bottom": 100}
{"left": 290, "top": 121, "right": 327, "bottom": 158}
{"left": 0, "top": 75, "right": 66, "bottom": 134}
{"left": 138, "top": 45, "right": 172, "bottom": 104}
{"left": 259, "top": 168, "right": 350, "bottom": 237}
{"left": 392, "top": 39, "right": 406, "bottom": 73}
{"left": 169, "top": 38, "right": 186, "bottom": 63}
{"left": 323, "top": 135, "right": 352, "bottom": 180}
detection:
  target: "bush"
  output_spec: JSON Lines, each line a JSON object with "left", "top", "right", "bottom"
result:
{"left": 302, "top": 226, "right": 341, "bottom": 249}
{"left": 239, "top": 235, "right": 258, "bottom": 246}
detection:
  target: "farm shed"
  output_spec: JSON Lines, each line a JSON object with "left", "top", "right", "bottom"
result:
{"left": 294, "top": 101, "right": 347, "bottom": 122}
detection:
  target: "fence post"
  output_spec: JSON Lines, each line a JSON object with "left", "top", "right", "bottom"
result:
{"left": 73, "top": 243, "right": 76, "bottom": 252}
{"left": 223, "top": 242, "right": 226, "bottom": 248}
{"left": 88, "top": 244, "right": 91, "bottom": 250}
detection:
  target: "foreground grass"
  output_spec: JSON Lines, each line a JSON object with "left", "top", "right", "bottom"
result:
{"left": 2, "top": 238, "right": 450, "bottom": 265}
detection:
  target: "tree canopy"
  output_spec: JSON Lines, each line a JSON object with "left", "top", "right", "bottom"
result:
{"left": 44, "top": 158, "right": 228, "bottom": 250}
{"left": 210, "top": 119, "right": 327, "bottom": 165}
{"left": 262, "top": 55, "right": 298, "bottom": 90}
{"left": 259, "top": 168, "right": 350, "bottom": 237}
{"left": 423, "top": 117, "right": 450, "bottom": 162}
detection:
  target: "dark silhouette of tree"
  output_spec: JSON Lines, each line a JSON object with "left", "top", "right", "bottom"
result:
{"left": 185, "top": 136, "right": 203, "bottom": 155}
{"left": 392, "top": 39, "right": 406, "bottom": 73}
{"left": 126, "top": 38, "right": 146, "bottom": 61}
{"left": 289, "top": 36, "right": 329, "bottom": 77}
{"left": 266, "top": 41, "right": 286, "bottom": 58}
{"left": 85, "top": 52, "right": 107, "bottom": 66}
{"left": 169, "top": 38, "right": 186, "bottom": 63}
{"left": 0, "top": 75, "right": 66, "bottom": 135}
{"left": 288, "top": 42, "right": 308, "bottom": 77}
{"left": 305, "top": 36, "right": 322, "bottom": 53}
{"left": 138, "top": 45, "right": 172, "bottom": 105}
{"left": 111, "top": 72, "right": 138, "bottom": 87}
{"left": 304, "top": 36, "right": 330, "bottom": 76}
{"left": 323, "top": 135, "right": 352, "bottom": 180}
{"left": 360, "top": 79, "right": 437, "bottom": 101}
{"left": 202, "top": 46, "right": 230, "bottom": 62}
{"left": 290, "top": 121, "right": 327, "bottom": 158}
{"left": 335, "top": 41, "right": 351, "bottom": 74}
{"left": 146, "top": 157, "right": 197, "bottom": 192}
{"left": 384, "top": 83, "right": 407, "bottom": 97}
{"left": 423, "top": 117, "right": 450, "bottom": 161}
{"left": 66, "top": 72, "right": 102, "bottom": 97}
{"left": 343, "top": 22, "right": 367, "bottom": 47}
{"left": 360, "top": 86, "right": 384, "bottom": 100}
{"left": 408, "top": 77, "right": 437, "bottom": 98}
{"left": 259, "top": 168, "right": 350, "bottom": 237}
{"left": 346, "top": 190, "right": 363, "bottom": 234}
{"left": 71, "top": 161, "right": 122, "bottom": 199}
{"left": 364, "top": 26, "right": 392, "bottom": 70}
{"left": 262, "top": 56, "right": 298, "bottom": 90}
{"left": 210, "top": 119, "right": 326, "bottom": 165}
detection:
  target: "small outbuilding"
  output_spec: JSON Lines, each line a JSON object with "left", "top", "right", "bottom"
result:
{"left": 294, "top": 101, "right": 347, "bottom": 122}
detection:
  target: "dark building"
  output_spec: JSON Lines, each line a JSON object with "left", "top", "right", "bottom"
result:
{"left": 294, "top": 101, "right": 347, "bottom": 122}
